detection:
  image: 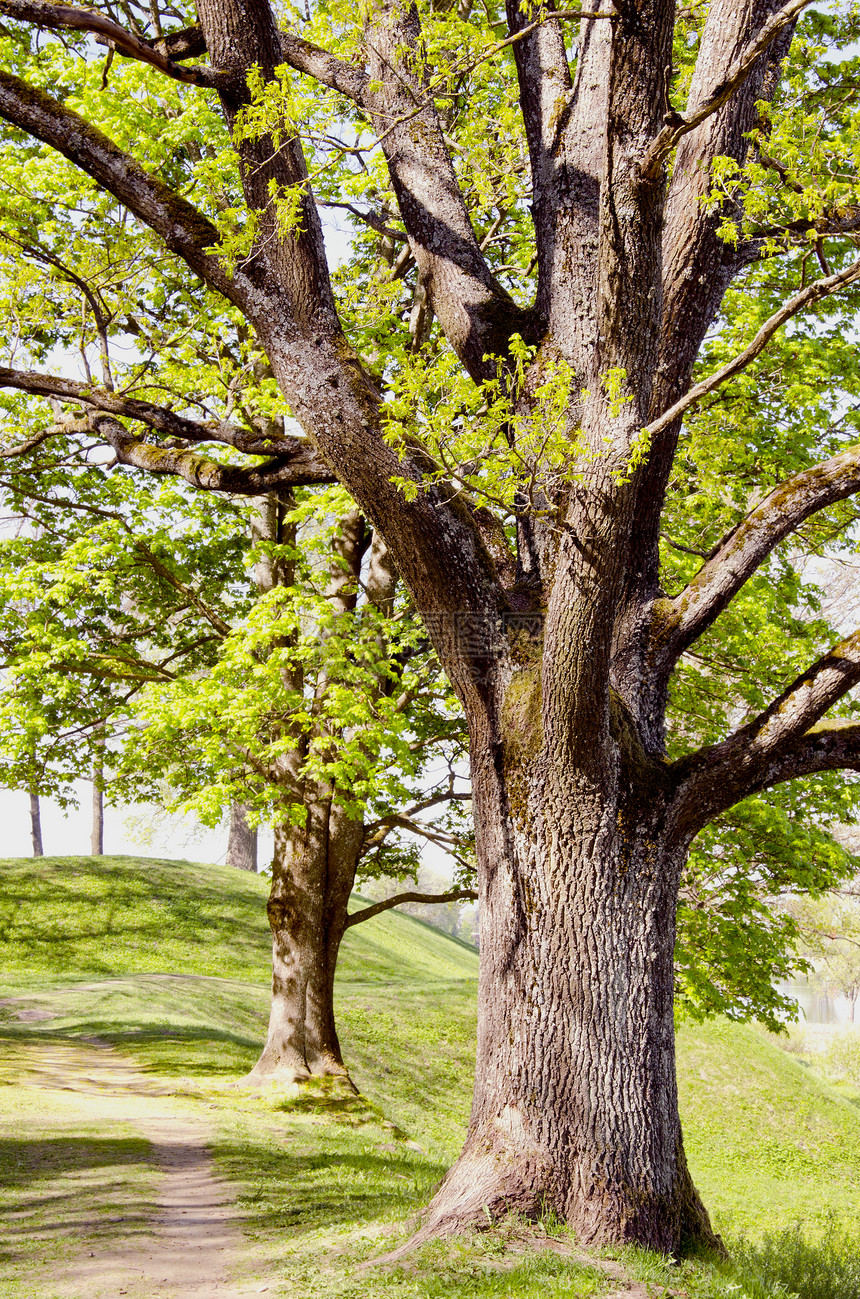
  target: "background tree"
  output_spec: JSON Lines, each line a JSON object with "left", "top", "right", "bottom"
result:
{"left": 117, "top": 483, "right": 476, "bottom": 1083}
{"left": 4, "top": 0, "right": 860, "bottom": 1255}
{"left": 0, "top": 456, "right": 475, "bottom": 1084}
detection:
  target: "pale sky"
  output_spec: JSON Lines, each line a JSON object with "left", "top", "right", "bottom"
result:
{"left": 0, "top": 780, "right": 275, "bottom": 866}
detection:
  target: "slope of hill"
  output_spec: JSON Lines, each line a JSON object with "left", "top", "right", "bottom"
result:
{"left": 1, "top": 854, "right": 859, "bottom": 1246}
{"left": 0, "top": 855, "right": 478, "bottom": 989}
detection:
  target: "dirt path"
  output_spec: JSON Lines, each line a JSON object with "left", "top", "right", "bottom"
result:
{"left": 6, "top": 1037, "right": 270, "bottom": 1298}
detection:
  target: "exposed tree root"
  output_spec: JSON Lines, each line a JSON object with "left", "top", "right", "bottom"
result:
{"left": 238, "top": 1060, "right": 358, "bottom": 1096}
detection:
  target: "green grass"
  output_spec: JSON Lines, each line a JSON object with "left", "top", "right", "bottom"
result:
{"left": 2, "top": 854, "right": 860, "bottom": 1299}
{"left": 676, "top": 1016, "right": 860, "bottom": 1236}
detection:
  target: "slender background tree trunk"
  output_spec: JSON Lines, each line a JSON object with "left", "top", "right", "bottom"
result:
{"left": 91, "top": 780, "right": 104, "bottom": 856}
{"left": 227, "top": 802, "right": 257, "bottom": 871}
{"left": 29, "top": 791, "right": 43, "bottom": 858}
{"left": 91, "top": 727, "right": 104, "bottom": 856}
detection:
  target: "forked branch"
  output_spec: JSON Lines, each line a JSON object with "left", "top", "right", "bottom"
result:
{"left": 672, "top": 636, "right": 860, "bottom": 832}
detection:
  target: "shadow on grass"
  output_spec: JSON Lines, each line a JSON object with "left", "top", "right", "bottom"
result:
{"left": 0, "top": 1135, "right": 155, "bottom": 1265}
{"left": 0, "top": 856, "right": 270, "bottom": 983}
{"left": 1, "top": 1021, "right": 257, "bottom": 1044}
{"left": 216, "top": 1137, "right": 444, "bottom": 1237}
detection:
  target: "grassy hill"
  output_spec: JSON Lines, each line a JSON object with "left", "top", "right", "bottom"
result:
{"left": 0, "top": 854, "right": 478, "bottom": 987}
{"left": 2, "top": 854, "right": 860, "bottom": 1299}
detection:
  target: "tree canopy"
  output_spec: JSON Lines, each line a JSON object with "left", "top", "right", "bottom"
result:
{"left": 4, "top": 0, "right": 860, "bottom": 1255}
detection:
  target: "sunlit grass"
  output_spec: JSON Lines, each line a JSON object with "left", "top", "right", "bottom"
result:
{"left": 2, "top": 855, "right": 860, "bottom": 1297}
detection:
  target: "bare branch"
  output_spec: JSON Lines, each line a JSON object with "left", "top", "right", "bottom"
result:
{"left": 90, "top": 414, "right": 335, "bottom": 494}
{"left": 278, "top": 30, "right": 370, "bottom": 102}
{"left": 646, "top": 256, "right": 860, "bottom": 443}
{"left": 344, "top": 887, "right": 478, "bottom": 929}
{"left": 0, "top": 364, "right": 334, "bottom": 468}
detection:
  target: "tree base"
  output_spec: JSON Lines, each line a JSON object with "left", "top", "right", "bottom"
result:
{"left": 239, "top": 1058, "right": 359, "bottom": 1100}
{"left": 371, "top": 1131, "right": 726, "bottom": 1264}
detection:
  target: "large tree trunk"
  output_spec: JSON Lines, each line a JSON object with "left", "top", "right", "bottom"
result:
{"left": 227, "top": 803, "right": 257, "bottom": 872}
{"left": 30, "top": 791, "right": 43, "bottom": 857}
{"left": 418, "top": 692, "right": 722, "bottom": 1255}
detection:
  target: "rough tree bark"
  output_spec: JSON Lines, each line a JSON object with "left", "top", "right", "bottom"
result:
{"left": 4, "top": 0, "right": 860, "bottom": 1255}
{"left": 245, "top": 504, "right": 467, "bottom": 1085}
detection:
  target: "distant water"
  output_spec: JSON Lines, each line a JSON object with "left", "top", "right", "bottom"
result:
{"left": 775, "top": 979, "right": 855, "bottom": 1025}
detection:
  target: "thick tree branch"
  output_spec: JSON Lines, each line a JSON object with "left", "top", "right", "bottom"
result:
{"left": 148, "top": 25, "right": 208, "bottom": 62}
{"left": 624, "top": 0, "right": 801, "bottom": 604}
{"left": 192, "top": 0, "right": 515, "bottom": 701}
{"left": 0, "top": 0, "right": 230, "bottom": 87}
{"left": 0, "top": 71, "right": 237, "bottom": 301}
{"left": 643, "top": 0, "right": 814, "bottom": 179}
{"left": 357, "top": 0, "right": 530, "bottom": 381}
{"left": 738, "top": 630, "right": 860, "bottom": 757}
{"left": 90, "top": 414, "right": 335, "bottom": 494}
{"left": 278, "top": 30, "right": 370, "bottom": 103}
{"left": 504, "top": 0, "right": 570, "bottom": 323}
{"left": 0, "top": 427, "right": 57, "bottom": 458}
{"left": 670, "top": 630, "right": 860, "bottom": 834}
{"left": 657, "top": 440, "right": 860, "bottom": 670}
{"left": 344, "top": 887, "right": 477, "bottom": 929}
{"left": 672, "top": 719, "right": 860, "bottom": 837}
{"left": 0, "top": 364, "right": 334, "bottom": 469}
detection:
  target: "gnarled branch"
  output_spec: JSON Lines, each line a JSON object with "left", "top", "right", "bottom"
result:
{"left": 0, "top": 0, "right": 231, "bottom": 87}
{"left": 91, "top": 414, "right": 335, "bottom": 494}
{"left": 0, "top": 364, "right": 334, "bottom": 468}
